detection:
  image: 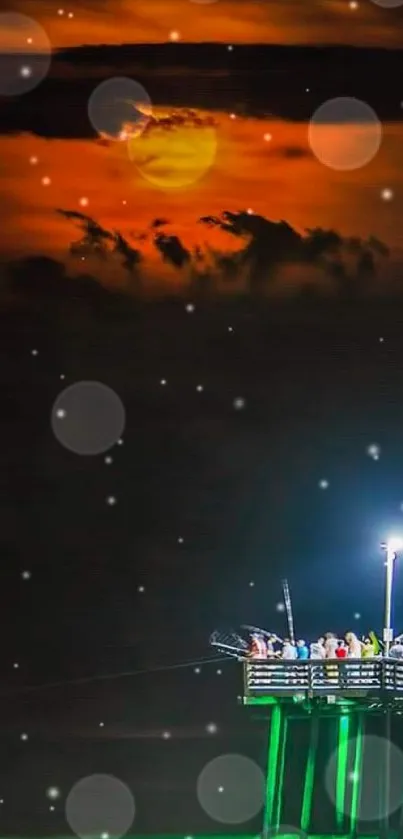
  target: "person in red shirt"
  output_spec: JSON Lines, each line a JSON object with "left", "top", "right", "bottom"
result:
{"left": 335, "top": 640, "right": 348, "bottom": 658}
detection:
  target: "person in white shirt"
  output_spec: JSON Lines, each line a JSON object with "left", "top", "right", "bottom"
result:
{"left": 310, "top": 636, "right": 326, "bottom": 659}
{"left": 324, "top": 632, "right": 339, "bottom": 658}
{"left": 345, "top": 632, "right": 362, "bottom": 657}
{"left": 281, "top": 638, "right": 297, "bottom": 659}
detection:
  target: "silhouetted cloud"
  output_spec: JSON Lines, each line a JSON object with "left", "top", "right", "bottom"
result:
{"left": 49, "top": 205, "right": 393, "bottom": 300}
{"left": 57, "top": 209, "right": 142, "bottom": 276}
{"left": 153, "top": 233, "right": 191, "bottom": 268}
{"left": 199, "top": 210, "right": 391, "bottom": 297}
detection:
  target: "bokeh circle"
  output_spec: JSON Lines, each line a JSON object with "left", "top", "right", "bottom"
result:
{"left": 0, "top": 13, "right": 52, "bottom": 97}
{"left": 51, "top": 381, "right": 126, "bottom": 456}
{"left": 325, "top": 734, "right": 403, "bottom": 821}
{"left": 369, "top": 0, "right": 403, "bottom": 6}
{"left": 65, "top": 774, "right": 135, "bottom": 839}
{"left": 88, "top": 76, "right": 152, "bottom": 140}
{"left": 309, "top": 97, "right": 382, "bottom": 171}
{"left": 197, "top": 754, "right": 265, "bottom": 824}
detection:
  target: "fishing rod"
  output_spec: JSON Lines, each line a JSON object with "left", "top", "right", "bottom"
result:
{"left": 282, "top": 578, "right": 295, "bottom": 644}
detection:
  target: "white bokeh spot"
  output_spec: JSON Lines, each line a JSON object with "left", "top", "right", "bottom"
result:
{"left": 51, "top": 381, "right": 125, "bottom": 456}
{"left": 197, "top": 754, "right": 265, "bottom": 824}
{"left": 309, "top": 97, "right": 382, "bottom": 171}
{"left": 65, "top": 774, "right": 135, "bottom": 839}
{"left": 88, "top": 77, "right": 152, "bottom": 141}
{"left": 0, "top": 13, "right": 52, "bottom": 96}
{"left": 325, "top": 735, "right": 403, "bottom": 821}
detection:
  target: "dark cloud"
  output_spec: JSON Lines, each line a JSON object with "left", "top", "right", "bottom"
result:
{"left": 31, "top": 206, "right": 392, "bottom": 300}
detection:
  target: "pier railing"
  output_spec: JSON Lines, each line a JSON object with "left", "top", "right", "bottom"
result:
{"left": 243, "top": 657, "right": 403, "bottom": 697}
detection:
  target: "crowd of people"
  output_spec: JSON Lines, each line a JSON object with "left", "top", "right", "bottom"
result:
{"left": 247, "top": 630, "right": 403, "bottom": 660}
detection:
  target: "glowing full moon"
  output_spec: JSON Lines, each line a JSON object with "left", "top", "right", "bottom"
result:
{"left": 127, "top": 110, "right": 217, "bottom": 190}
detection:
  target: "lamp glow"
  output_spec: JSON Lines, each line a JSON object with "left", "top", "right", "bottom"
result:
{"left": 381, "top": 537, "right": 403, "bottom": 655}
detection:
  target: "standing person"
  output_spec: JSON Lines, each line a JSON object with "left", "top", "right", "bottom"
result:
{"left": 296, "top": 639, "right": 309, "bottom": 659}
{"left": 324, "top": 632, "right": 339, "bottom": 658}
{"left": 310, "top": 637, "right": 326, "bottom": 659}
{"left": 389, "top": 640, "right": 403, "bottom": 659}
{"left": 362, "top": 637, "right": 375, "bottom": 658}
{"left": 282, "top": 638, "right": 297, "bottom": 659}
{"left": 324, "top": 632, "right": 339, "bottom": 683}
{"left": 335, "top": 640, "right": 348, "bottom": 658}
{"left": 266, "top": 635, "right": 277, "bottom": 658}
{"left": 345, "top": 632, "right": 362, "bottom": 657}
{"left": 249, "top": 633, "right": 267, "bottom": 659}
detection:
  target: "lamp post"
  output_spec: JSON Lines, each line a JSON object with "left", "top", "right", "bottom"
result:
{"left": 380, "top": 538, "right": 402, "bottom": 656}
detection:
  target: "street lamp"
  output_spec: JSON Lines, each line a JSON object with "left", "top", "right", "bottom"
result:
{"left": 380, "top": 538, "right": 403, "bottom": 656}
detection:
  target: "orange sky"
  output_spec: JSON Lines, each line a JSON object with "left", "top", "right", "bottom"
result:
{"left": 1, "top": 111, "right": 402, "bottom": 290}
{"left": 2, "top": 0, "right": 403, "bottom": 48}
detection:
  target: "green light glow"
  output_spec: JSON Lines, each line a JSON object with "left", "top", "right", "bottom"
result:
{"left": 301, "top": 713, "right": 319, "bottom": 833}
{"left": 263, "top": 702, "right": 282, "bottom": 833}
{"left": 44, "top": 835, "right": 399, "bottom": 839}
{"left": 274, "top": 715, "right": 288, "bottom": 828}
{"left": 349, "top": 714, "right": 364, "bottom": 833}
{"left": 335, "top": 715, "right": 350, "bottom": 831}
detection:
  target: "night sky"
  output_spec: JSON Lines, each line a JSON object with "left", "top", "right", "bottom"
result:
{"left": 1, "top": 0, "right": 403, "bottom": 836}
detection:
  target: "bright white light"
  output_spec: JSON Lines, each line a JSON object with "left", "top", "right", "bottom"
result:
{"left": 206, "top": 722, "right": 218, "bottom": 734}
{"left": 386, "top": 537, "right": 403, "bottom": 556}
{"left": 46, "top": 787, "right": 61, "bottom": 800}
{"left": 367, "top": 443, "right": 380, "bottom": 460}
{"left": 276, "top": 602, "right": 285, "bottom": 612}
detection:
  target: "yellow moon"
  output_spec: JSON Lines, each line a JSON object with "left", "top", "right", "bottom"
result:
{"left": 127, "top": 114, "right": 217, "bottom": 190}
